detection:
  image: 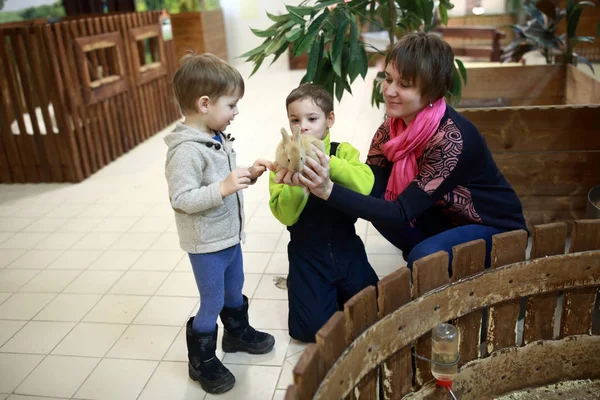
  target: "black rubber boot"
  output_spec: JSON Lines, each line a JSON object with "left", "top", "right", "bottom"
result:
{"left": 186, "top": 317, "right": 235, "bottom": 394}
{"left": 220, "top": 295, "right": 275, "bottom": 354}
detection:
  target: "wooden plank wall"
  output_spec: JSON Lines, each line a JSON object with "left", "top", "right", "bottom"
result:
{"left": 0, "top": 11, "right": 179, "bottom": 183}
{"left": 170, "top": 9, "right": 228, "bottom": 61}
{"left": 286, "top": 220, "right": 600, "bottom": 399}
{"left": 459, "top": 65, "right": 600, "bottom": 229}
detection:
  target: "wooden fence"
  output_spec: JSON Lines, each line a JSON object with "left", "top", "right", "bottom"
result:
{"left": 0, "top": 11, "right": 180, "bottom": 183}
{"left": 286, "top": 219, "right": 600, "bottom": 399}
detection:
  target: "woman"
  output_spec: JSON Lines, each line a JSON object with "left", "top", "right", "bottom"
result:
{"left": 295, "top": 32, "right": 527, "bottom": 275}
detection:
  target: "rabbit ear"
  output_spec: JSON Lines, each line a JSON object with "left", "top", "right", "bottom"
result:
{"left": 292, "top": 125, "right": 301, "bottom": 143}
{"left": 280, "top": 128, "right": 290, "bottom": 143}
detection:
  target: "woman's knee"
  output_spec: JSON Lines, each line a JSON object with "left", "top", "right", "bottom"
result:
{"left": 406, "top": 240, "right": 446, "bottom": 267}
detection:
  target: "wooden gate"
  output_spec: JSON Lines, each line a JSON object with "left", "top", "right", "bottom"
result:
{"left": 0, "top": 11, "right": 180, "bottom": 183}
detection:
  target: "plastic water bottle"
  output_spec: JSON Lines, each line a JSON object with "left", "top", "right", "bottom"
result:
{"left": 431, "top": 323, "right": 459, "bottom": 386}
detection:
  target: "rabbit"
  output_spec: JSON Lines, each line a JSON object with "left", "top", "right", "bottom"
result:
{"left": 274, "top": 125, "right": 326, "bottom": 173}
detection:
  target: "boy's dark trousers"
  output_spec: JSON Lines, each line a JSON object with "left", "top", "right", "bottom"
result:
{"left": 287, "top": 233, "right": 378, "bottom": 343}
{"left": 285, "top": 141, "right": 378, "bottom": 343}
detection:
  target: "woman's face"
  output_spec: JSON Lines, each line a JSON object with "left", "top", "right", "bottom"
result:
{"left": 382, "top": 64, "right": 428, "bottom": 124}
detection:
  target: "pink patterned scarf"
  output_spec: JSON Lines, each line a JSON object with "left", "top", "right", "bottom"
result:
{"left": 383, "top": 98, "right": 446, "bottom": 200}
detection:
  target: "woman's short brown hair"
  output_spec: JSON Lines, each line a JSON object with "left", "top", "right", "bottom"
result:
{"left": 286, "top": 83, "right": 334, "bottom": 115}
{"left": 172, "top": 52, "right": 245, "bottom": 115}
{"left": 385, "top": 32, "right": 454, "bottom": 102}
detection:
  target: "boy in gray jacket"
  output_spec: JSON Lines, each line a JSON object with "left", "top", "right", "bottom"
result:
{"left": 164, "top": 53, "right": 274, "bottom": 395}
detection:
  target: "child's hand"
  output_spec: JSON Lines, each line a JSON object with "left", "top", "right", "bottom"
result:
{"left": 220, "top": 168, "right": 252, "bottom": 197}
{"left": 248, "top": 159, "right": 274, "bottom": 180}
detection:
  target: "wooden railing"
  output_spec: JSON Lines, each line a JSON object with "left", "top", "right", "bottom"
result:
{"left": 286, "top": 219, "right": 600, "bottom": 399}
{"left": 0, "top": 11, "right": 180, "bottom": 183}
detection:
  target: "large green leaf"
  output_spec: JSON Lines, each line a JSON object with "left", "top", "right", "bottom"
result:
{"left": 455, "top": 59, "right": 467, "bottom": 86}
{"left": 567, "top": 7, "right": 583, "bottom": 38}
{"left": 250, "top": 27, "right": 277, "bottom": 38}
{"left": 266, "top": 11, "right": 289, "bottom": 23}
{"left": 332, "top": 15, "right": 350, "bottom": 76}
{"left": 293, "top": 11, "right": 328, "bottom": 56}
{"left": 240, "top": 41, "right": 269, "bottom": 58}
{"left": 348, "top": 18, "right": 362, "bottom": 81}
{"left": 438, "top": 4, "right": 449, "bottom": 25}
{"left": 306, "top": 35, "right": 323, "bottom": 82}
{"left": 286, "top": 5, "right": 314, "bottom": 16}
{"left": 285, "top": 27, "right": 304, "bottom": 42}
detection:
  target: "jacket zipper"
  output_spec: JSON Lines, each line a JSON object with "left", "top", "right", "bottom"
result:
{"left": 224, "top": 143, "right": 243, "bottom": 241}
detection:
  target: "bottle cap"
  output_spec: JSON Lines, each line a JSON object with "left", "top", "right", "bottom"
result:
{"left": 435, "top": 379, "right": 452, "bottom": 388}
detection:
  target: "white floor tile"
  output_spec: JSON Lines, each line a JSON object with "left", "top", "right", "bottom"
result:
{"left": 0, "top": 233, "right": 49, "bottom": 250}
{"left": 21, "top": 217, "right": 70, "bottom": 233}
{"left": 273, "top": 389, "right": 288, "bottom": 400}
{"left": 75, "top": 358, "right": 157, "bottom": 400}
{"left": 138, "top": 361, "right": 207, "bottom": 400}
{"left": 34, "top": 232, "right": 85, "bottom": 250}
{"left": 242, "top": 252, "right": 271, "bottom": 274}
{"left": 46, "top": 250, "right": 102, "bottom": 270}
{"left": 274, "top": 233, "right": 290, "bottom": 253}
{"left": 247, "top": 300, "right": 288, "bottom": 330}
{"left": 174, "top": 255, "right": 191, "bottom": 272}
{"left": 83, "top": 294, "right": 149, "bottom": 324}
{"left": 111, "top": 232, "right": 161, "bottom": 251}
{"left": 130, "top": 250, "right": 183, "bottom": 272}
{"left": 365, "top": 235, "right": 403, "bottom": 255}
{"left": 253, "top": 275, "right": 288, "bottom": 300}
{"left": 0, "top": 232, "right": 14, "bottom": 245}
{"left": 133, "top": 296, "right": 197, "bottom": 326}
{"left": 111, "top": 203, "right": 155, "bottom": 217}
{"left": 5, "top": 250, "right": 62, "bottom": 270}
{"left": 150, "top": 233, "right": 181, "bottom": 251}
{"left": 0, "top": 321, "right": 75, "bottom": 354}
{"left": 88, "top": 250, "right": 143, "bottom": 271}
{"left": 33, "top": 293, "right": 102, "bottom": 322}
{"left": 0, "top": 293, "right": 56, "bottom": 320}
{"left": 52, "top": 322, "right": 127, "bottom": 357}
{"left": 163, "top": 325, "right": 224, "bottom": 363}
{"left": 242, "top": 233, "right": 280, "bottom": 253}
{"left": 0, "top": 249, "right": 26, "bottom": 268}
{"left": 276, "top": 360, "right": 295, "bottom": 390}
{"left": 58, "top": 217, "right": 103, "bottom": 233}
{"left": 204, "top": 364, "right": 280, "bottom": 400}
{"left": 245, "top": 216, "right": 285, "bottom": 234}
{"left": 0, "top": 217, "right": 35, "bottom": 232}
{"left": 63, "top": 270, "right": 124, "bottom": 294}
{"left": 92, "top": 217, "right": 140, "bottom": 233}
{"left": 265, "top": 253, "right": 289, "bottom": 275}
{"left": 45, "top": 204, "right": 87, "bottom": 219}
{"left": 0, "top": 353, "right": 44, "bottom": 393}
{"left": 110, "top": 271, "right": 168, "bottom": 295}
{"left": 78, "top": 204, "right": 118, "bottom": 218}
{"left": 155, "top": 272, "right": 198, "bottom": 297}
{"left": 0, "top": 269, "right": 39, "bottom": 292}
{"left": 0, "top": 320, "right": 26, "bottom": 347}
{"left": 71, "top": 232, "right": 122, "bottom": 250}
{"left": 243, "top": 273, "right": 262, "bottom": 298}
{"left": 107, "top": 324, "right": 179, "bottom": 360}
{"left": 19, "top": 270, "right": 81, "bottom": 293}
{"left": 15, "top": 355, "right": 98, "bottom": 398}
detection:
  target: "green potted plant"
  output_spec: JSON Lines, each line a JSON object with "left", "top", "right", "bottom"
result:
{"left": 241, "top": 0, "right": 467, "bottom": 107}
{"left": 502, "top": 0, "right": 598, "bottom": 71}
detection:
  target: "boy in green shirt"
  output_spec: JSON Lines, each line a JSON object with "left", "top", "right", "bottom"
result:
{"left": 270, "top": 83, "right": 379, "bottom": 343}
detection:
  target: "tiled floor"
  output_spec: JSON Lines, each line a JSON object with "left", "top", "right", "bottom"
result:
{"left": 0, "top": 59, "right": 405, "bottom": 400}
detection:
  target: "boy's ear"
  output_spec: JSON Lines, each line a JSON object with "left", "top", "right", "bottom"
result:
{"left": 327, "top": 111, "right": 335, "bottom": 129}
{"left": 197, "top": 96, "right": 210, "bottom": 114}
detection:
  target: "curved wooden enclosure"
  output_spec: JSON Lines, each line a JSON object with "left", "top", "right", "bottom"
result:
{"left": 285, "top": 220, "right": 600, "bottom": 400}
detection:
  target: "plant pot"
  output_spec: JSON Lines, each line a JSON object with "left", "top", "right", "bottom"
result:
{"left": 587, "top": 185, "right": 600, "bottom": 219}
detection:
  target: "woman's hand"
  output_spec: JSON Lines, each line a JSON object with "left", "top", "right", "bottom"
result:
{"left": 298, "top": 145, "right": 333, "bottom": 200}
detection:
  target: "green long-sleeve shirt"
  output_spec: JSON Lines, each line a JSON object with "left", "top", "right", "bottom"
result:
{"left": 269, "top": 133, "right": 374, "bottom": 226}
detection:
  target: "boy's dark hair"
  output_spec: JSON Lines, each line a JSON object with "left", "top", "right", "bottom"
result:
{"left": 286, "top": 83, "right": 334, "bottom": 115}
{"left": 385, "top": 32, "right": 454, "bottom": 102}
{"left": 172, "top": 52, "right": 245, "bottom": 116}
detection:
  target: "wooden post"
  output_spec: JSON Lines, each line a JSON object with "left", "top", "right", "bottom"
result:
{"left": 561, "top": 220, "right": 600, "bottom": 336}
{"left": 523, "top": 222, "right": 567, "bottom": 344}
{"left": 377, "top": 268, "right": 413, "bottom": 399}
{"left": 293, "top": 343, "right": 325, "bottom": 400}
{"left": 486, "top": 230, "right": 528, "bottom": 355}
{"left": 344, "top": 286, "right": 379, "bottom": 400}
{"left": 451, "top": 239, "right": 486, "bottom": 365}
{"left": 413, "top": 251, "right": 450, "bottom": 387}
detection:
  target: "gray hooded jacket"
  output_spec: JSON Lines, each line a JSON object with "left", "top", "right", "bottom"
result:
{"left": 164, "top": 122, "right": 245, "bottom": 254}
